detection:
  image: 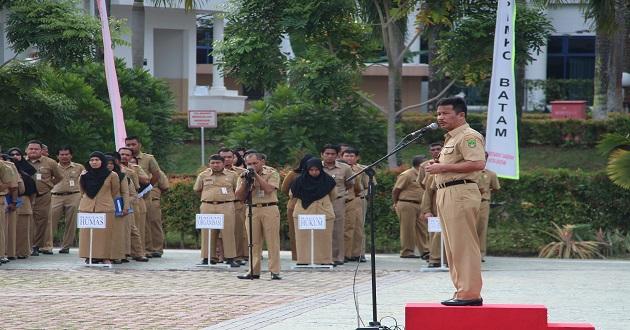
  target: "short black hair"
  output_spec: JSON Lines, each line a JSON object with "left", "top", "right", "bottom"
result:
{"left": 26, "top": 140, "right": 43, "bottom": 148}
{"left": 259, "top": 153, "right": 267, "bottom": 161}
{"left": 208, "top": 154, "right": 224, "bottom": 162}
{"left": 412, "top": 155, "right": 425, "bottom": 167}
{"left": 217, "top": 147, "right": 234, "bottom": 155}
{"left": 125, "top": 136, "right": 140, "bottom": 143}
{"left": 105, "top": 151, "right": 121, "bottom": 161}
{"left": 436, "top": 97, "right": 467, "bottom": 116}
{"left": 118, "top": 147, "right": 133, "bottom": 154}
{"left": 429, "top": 142, "right": 443, "bottom": 148}
{"left": 341, "top": 147, "right": 359, "bottom": 156}
{"left": 320, "top": 143, "right": 340, "bottom": 154}
{"left": 244, "top": 152, "right": 263, "bottom": 161}
{"left": 57, "top": 145, "right": 73, "bottom": 155}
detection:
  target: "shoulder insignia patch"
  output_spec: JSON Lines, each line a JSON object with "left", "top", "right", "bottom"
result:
{"left": 467, "top": 139, "right": 477, "bottom": 148}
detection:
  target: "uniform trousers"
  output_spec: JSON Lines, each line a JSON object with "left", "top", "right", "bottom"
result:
{"left": 477, "top": 200, "right": 490, "bottom": 257}
{"left": 285, "top": 198, "right": 298, "bottom": 261}
{"left": 16, "top": 198, "right": 32, "bottom": 258}
{"left": 48, "top": 193, "right": 81, "bottom": 249}
{"left": 145, "top": 191, "right": 164, "bottom": 253}
{"left": 5, "top": 210, "right": 17, "bottom": 257}
{"left": 199, "top": 202, "right": 236, "bottom": 260}
{"left": 343, "top": 198, "right": 362, "bottom": 258}
{"left": 0, "top": 198, "right": 5, "bottom": 256}
{"left": 331, "top": 198, "right": 346, "bottom": 262}
{"left": 234, "top": 202, "right": 249, "bottom": 260}
{"left": 351, "top": 198, "right": 367, "bottom": 258}
{"left": 32, "top": 192, "right": 52, "bottom": 249}
{"left": 134, "top": 199, "right": 147, "bottom": 255}
{"left": 396, "top": 201, "right": 427, "bottom": 257}
{"left": 130, "top": 200, "right": 146, "bottom": 257}
{"left": 428, "top": 232, "right": 442, "bottom": 264}
{"left": 245, "top": 205, "right": 280, "bottom": 275}
{"left": 436, "top": 183, "right": 482, "bottom": 300}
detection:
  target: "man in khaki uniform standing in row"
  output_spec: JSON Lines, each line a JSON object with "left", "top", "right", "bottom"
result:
{"left": 477, "top": 154, "right": 500, "bottom": 261}
{"left": 321, "top": 144, "right": 354, "bottom": 266}
{"left": 235, "top": 153, "right": 281, "bottom": 280}
{"left": 1, "top": 160, "right": 19, "bottom": 263}
{"left": 340, "top": 148, "right": 364, "bottom": 262}
{"left": 425, "top": 97, "right": 486, "bottom": 306}
{"left": 26, "top": 140, "right": 63, "bottom": 255}
{"left": 393, "top": 155, "right": 428, "bottom": 259}
{"left": 119, "top": 147, "right": 150, "bottom": 262}
{"left": 219, "top": 148, "right": 248, "bottom": 264}
{"left": 421, "top": 143, "right": 443, "bottom": 267}
{"left": 194, "top": 154, "right": 240, "bottom": 267}
{"left": 48, "top": 146, "right": 84, "bottom": 253}
{"left": 125, "top": 136, "right": 164, "bottom": 258}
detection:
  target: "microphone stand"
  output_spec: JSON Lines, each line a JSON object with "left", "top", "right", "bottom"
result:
{"left": 347, "top": 130, "right": 432, "bottom": 330}
{"left": 245, "top": 176, "right": 255, "bottom": 279}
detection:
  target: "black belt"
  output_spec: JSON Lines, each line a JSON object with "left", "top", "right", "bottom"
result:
{"left": 481, "top": 198, "right": 490, "bottom": 202}
{"left": 336, "top": 195, "right": 344, "bottom": 200}
{"left": 52, "top": 191, "right": 80, "bottom": 196}
{"left": 202, "top": 200, "right": 234, "bottom": 205}
{"left": 436, "top": 179, "right": 476, "bottom": 189}
{"left": 360, "top": 196, "right": 365, "bottom": 200}
{"left": 345, "top": 198, "right": 355, "bottom": 203}
{"left": 247, "top": 202, "right": 277, "bottom": 208}
{"left": 398, "top": 199, "right": 420, "bottom": 204}
{"left": 36, "top": 191, "right": 50, "bottom": 197}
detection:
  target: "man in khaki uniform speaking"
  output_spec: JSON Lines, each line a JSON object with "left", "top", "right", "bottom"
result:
{"left": 125, "top": 136, "right": 164, "bottom": 258}
{"left": 477, "top": 153, "right": 500, "bottom": 261}
{"left": 26, "top": 140, "right": 63, "bottom": 256}
{"left": 193, "top": 154, "right": 240, "bottom": 267}
{"left": 321, "top": 144, "right": 354, "bottom": 266}
{"left": 235, "top": 153, "right": 282, "bottom": 280}
{"left": 392, "top": 155, "right": 428, "bottom": 259}
{"left": 48, "top": 146, "right": 84, "bottom": 254}
{"left": 425, "top": 97, "right": 486, "bottom": 306}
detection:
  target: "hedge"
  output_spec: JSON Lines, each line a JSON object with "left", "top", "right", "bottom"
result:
{"left": 400, "top": 112, "right": 630, "bottom": 147}
{"left": 161, "top": 169, "right": 630, "bottom": 255}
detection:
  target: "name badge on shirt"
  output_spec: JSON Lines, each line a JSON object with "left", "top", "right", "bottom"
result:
{"left": 69, "top": 180, "right": 75, "bottom": 187}
{"left": 221, "top": 187, "right": 228, "bottom": 195}
{"left": 36, "top": 173, "right": 42, "bottom": 181}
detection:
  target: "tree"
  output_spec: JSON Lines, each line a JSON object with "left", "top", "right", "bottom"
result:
{"left": 597, "top": 133, "right": 630, "bottom": 190}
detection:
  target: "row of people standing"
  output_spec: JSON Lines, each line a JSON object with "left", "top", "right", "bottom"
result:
{"left": 0, "top": 137, "right": 168, "bottom": 265}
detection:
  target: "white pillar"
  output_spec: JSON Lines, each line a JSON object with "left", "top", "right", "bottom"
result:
{"left": 210, "top": 14, "right": 226, "bottom": 94}
{"left": 406, "top": 5, "right": 421, "bottom": 64}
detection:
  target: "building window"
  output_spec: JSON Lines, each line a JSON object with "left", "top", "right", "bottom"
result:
{"left": 196, "top": 27, "right": 213, "bottom": 64}
{"left": 546, "top": 36, "right": 595, "bottom": 79}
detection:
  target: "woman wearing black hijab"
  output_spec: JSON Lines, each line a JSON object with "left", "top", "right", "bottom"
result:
{"left": 7, "top": 148, "right": 35, "bottom": 259}
{"left": 290, "top": 158, "right": 337, "bottom": 265}
{"left": 280, "top": 154, "right": 314, "bottom": 261}
{"left": 78, "top": 151, "right": 120, "bottom": 264}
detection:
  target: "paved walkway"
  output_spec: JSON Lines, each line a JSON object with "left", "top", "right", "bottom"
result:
{"left": 1, "top": 249, "right": 628, "bottom": 329}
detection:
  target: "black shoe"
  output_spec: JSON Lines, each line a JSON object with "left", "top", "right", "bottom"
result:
{"left": 420, "top": 251, "right": 430, "bottom": 260}
{"left": 427, "top": 263, "right": 441, "bottom": 268}
{"left": 441, "top": 298, "right": 483, "bottom": 306}
{"left": 359, "top": 256, "right": 367, "bottom": 263}
{"left": 0, "top": 258, "right": 9, "bottom": 263}
{"left": 333, "top": 260, "right": 344, "bottom": 266}
{"left": 209, "top": 259, "right": 218, "bottom": 265}
{"left": 8, "top": 257, "right": 16, "bottom": 260}
{"left": 238, "top": 260, "right": 247, "bottom": 266}
{"left": 400, "top": 255, "right": 421, "bottom": 259}
{"left": 59, "top": 248, "right": 70, "bottom": 254}
{"left": 17, "top": 256, "right": 27, "bottom": 259}
{"left": 151, "top": 252, "right": 162, "bottom": 258}
{"left": 41, "top": 250, "right": 54, "bottom": 255}
{"left": 112, "top": 259, "right": 123, "bottom": 264}
{"left": 226, "top": 259, "right": 240, "bottom": 268}
{"left": 31, "top": 247, "right": 40, "bottom": 256}
{"left": 481, "top": 258, "right": 486, "bottom": 263}
{"left": 133, "top": 256, "right": 149, "bottom": 262}
{"left": 120, "top": 258, "right": 130, "bottom": 263}
{"left": 145, "top": 253, "right": 153, "bottom": 258}
{"left": 271, "top": 273, "right": 282, "bottom": 280}
{"left": 237, "top": 273, "right": 260, "bottom": 280}
{"left": 197, "top": 258, "right": 208, "bottom": 265}
{"left": 296, "top": 263, "right": 308, "bottom": 266}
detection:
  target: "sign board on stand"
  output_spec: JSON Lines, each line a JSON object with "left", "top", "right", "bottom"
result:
{"left": 77, "top": 213, "right": 110, "bottom": 268}
{"left": 427, "top": 217, "right": 441, "bottom": 233}
{"left": 293, "top": 214, "right": 332, "bottom": 270}
{"left": 188, "top": 110, "right": 217, "bottom": 166}
{"left": 195, "top": 214, "right": 230, "bottom": 268}
{"left": 421, "top": 216, "right": 448, "bottom": 272}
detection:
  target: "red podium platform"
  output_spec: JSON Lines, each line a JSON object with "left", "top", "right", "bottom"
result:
{"left": 405, "top": 303, "right": 594, "bottom": 330}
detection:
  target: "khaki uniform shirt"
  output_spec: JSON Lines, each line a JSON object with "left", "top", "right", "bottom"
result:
{"left": 52, "top": 162, "right": 85, "bottom": 193}
{"left": 478, "top": 169, "right": 500, "bottom": 201}
{"left": 322, "top": 161, "right": 354, "bottom": 199}
{"left": 0, "top": 162, "right": 18, "bottom": 196}
{"left": 78, "top": 172, "right": 120, "bottom": 213}
{"left": 194, "top": 169, "right": 238, "bottom": 202}
{"left": 435, "top": 123, "right": 485, "bottom": 185}
{"left": 394, "top": 167, "right": 424, "bottom": 204}
{"left": 238, "top": 166, "right": 280, "bottom": 204}
{"left": 27, "top": 155, "right": 63, "bottom": 195}
{"left": 136, "top": 152, "right": 161, "bottom": 180}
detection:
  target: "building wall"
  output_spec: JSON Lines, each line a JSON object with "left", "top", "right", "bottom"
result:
{"left": 360, "top": 76, "right": 424, "bottom": 112}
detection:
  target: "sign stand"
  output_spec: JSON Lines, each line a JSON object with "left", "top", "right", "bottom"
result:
{"left": 292, "top": 214, "right": 333, "bottom": 270}
{"left": 188, "top": 110, "right": 217, "bottom": 166}
{"left": 421, "top": 217, "right": 448, "bottom": 272}
{"left": 195, "top": 213, "right": 230, "bottom": 268}
{"left": 78, "top": 213, "right": 111, "bottom": 268}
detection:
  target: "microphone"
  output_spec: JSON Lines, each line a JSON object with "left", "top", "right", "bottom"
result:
{"left": 409, "top": 123, "right": 439, "bottom": 137}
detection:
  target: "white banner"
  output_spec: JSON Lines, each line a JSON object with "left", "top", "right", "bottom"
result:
{"left": 196, "top": 214, "right": 225, "bottom": 229}
{"left": 77, "top": 213, "right": 107, "bottom": 229}
{"left": 485, "top": 0, "right": 519, "bottom": 180}
{"left": 298, "top": 214, "right": 326, "bottom": 230}
{"left": 427, "top": 217, "right": 441, "bottom": 233}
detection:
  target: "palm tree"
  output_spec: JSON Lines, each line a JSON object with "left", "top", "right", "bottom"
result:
{"left": 597, "top": 133, "right": 630, "bottom": 189}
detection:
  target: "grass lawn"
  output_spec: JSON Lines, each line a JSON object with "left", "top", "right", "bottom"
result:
{"left": 166, "top": 141, "right": 605, "bottom": 175}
